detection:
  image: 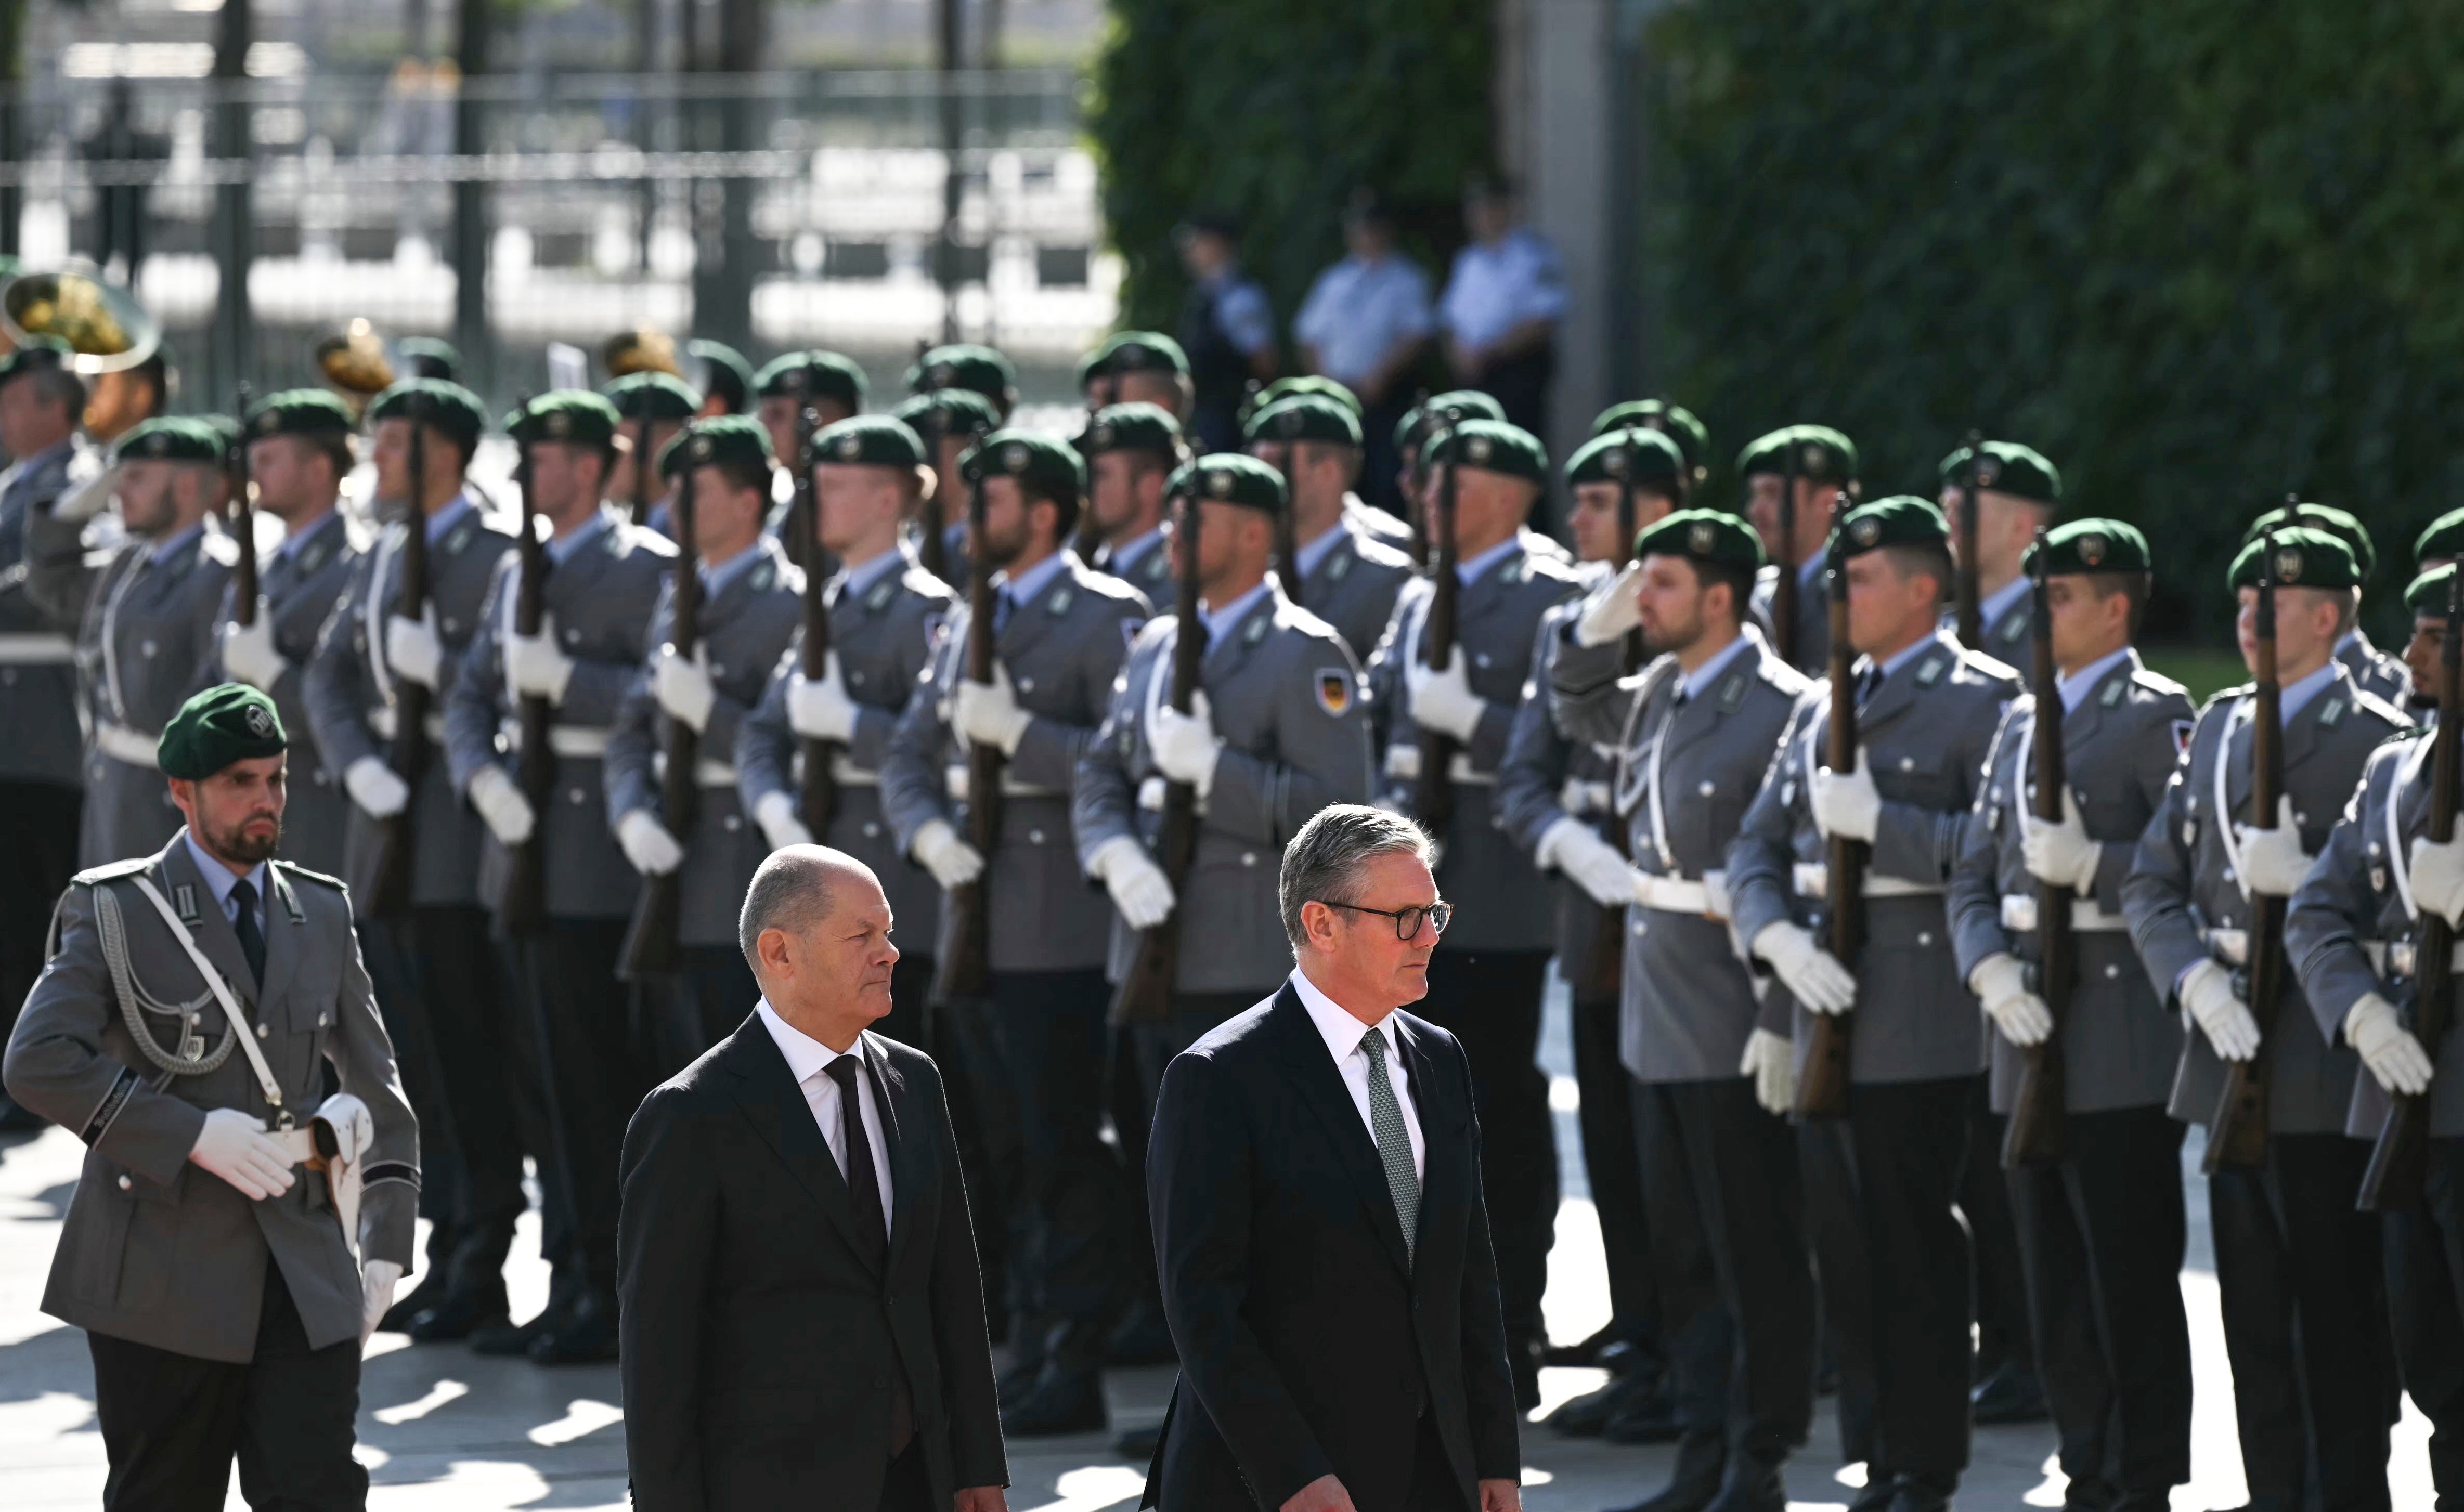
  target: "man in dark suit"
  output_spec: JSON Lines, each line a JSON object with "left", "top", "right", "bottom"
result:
{"left": 617, "top": 845, "right": 1008, "bottom": 1512}
{"left": 1145, "top": 803, "right": 1523, "bottom": 1512}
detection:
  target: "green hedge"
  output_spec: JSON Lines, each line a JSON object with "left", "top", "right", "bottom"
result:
{"left": 1642, "top": 0, "right": 2464, "bottom": 640}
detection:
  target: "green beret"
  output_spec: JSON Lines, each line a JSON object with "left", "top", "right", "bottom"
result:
{"left": 907, "top": 343, "right": 1018, "bottom": 405}
{"left": 1939, "top": 439, "right": 2062, "bottom": 506}
{"left": 0, "top": 335, "right": 75, "bottom": 387}
{"left": 1425, "top": 418, "right": 1547, "bottom": 484}
{"left": 657, "top": 415, "right": 776, "bottom": 481}
{"left": 245, "top": 388, "right": 355, "bottom": 441}
{"left": 1635, "top": 508, "right": 1765, "bottom": 571}
{"left": 507, "top": 390, "right": 620, "bottom": 449}
{"left": 112, "top": 416, "right": 225, "bottom": 466}
{"left": 811, "top": 414, "right": 927, "bottom": 470}
{"left": 366, "top": 378, "right": 487, "bottom": 451}
{"left": 2407, "top": 563, "right": 2458, "bottom": 618}
{"left": 1830, "top": 495, "right": 1949, "bottom": 561}
{"left": 1078, "top": 331, "right": 1189, "bottom": 388}
{"left": 960, "top": 428, "right": 1084, "bottom": 504}
{"left": 395, "top": 336, "right": 461, "bottom": 381}
{"left": 1395, "top": 390, "right": 1509, "bottom": 457}
{"left": 2243, "top": 501, "right": 2375, "bottom": 576}
{"left": 603, "top": 371, "right": 702, "bottom": 423}
{"left": 1167, "top": 453, "right": 1287, "bottom": 516}
{"left": 1592, "top": 400, "right": 1709, "bottom": 472}
{"left": 158, "top": 683, "right": 286, "bottom": 780}
{"left": 1567, "top": 427, "right": 1685, "bottom": 489}
{"left": 2417, "top": 508, "right": 2464, "bottom": 567}
{"left": 754, "top": 349, "right": 868, "bottom": 412}
{"left": 2228, "top": 526, "right": 2361, "bottom": 592}
{"left": 687, "top": 338, "right": 753, "bottom": 412}
{"left": 1254, "top": 375, "right": 1361, "bottom": 416}
{"left": 1246, "top": 394, "right": 1361, "bottom": 449}
{"left": 2024, "top": 517, "right": 2150, "bottom": 577}
{"left": 1078, "top": 402, "right": 1184, "bottom": 459}
{"left": 894, "top": 388, "right": 1002, "bottom": 440}
{"left": 1739, "top": 425, "right": 1857, "bottom": 485}
{"left": 197, "top": 414, "right": 243, "bottom": 450}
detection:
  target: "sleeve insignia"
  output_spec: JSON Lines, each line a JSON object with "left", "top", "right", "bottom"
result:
{"left": 2172, "top": 718, "right": 2194, "bottom": 754}
{"left": 1316, "top": 668, "right": 1355, "bottom": 716}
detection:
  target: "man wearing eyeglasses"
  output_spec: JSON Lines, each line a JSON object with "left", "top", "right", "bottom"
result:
{"left": 1142, "top": 803, "right": 1521, "bottom": 1512}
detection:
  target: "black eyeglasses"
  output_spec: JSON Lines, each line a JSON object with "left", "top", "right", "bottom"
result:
{"left": 1318, "top": 899, "right": 1453, "bottom": 939}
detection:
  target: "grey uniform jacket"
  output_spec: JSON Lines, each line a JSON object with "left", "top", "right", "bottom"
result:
{"left": 880, "top": 553, "right": 1151, "bottom": 974}
{"left": 738, "top": 546, "right": 956, "bottom": 956}
{"left": 1947, "top": 652, "right": 2194, "bottom": 1114}
{"left": 1749, "top": 561, "right": 1828, "bottom": 676}
{"left": 2121, "top": 666, "right": 2406, "bottom": 1132}
{"left": 1073, "top": 582, "right": 1373, "bottom": 996}
{"left": 1093, "top": 529, "right": 1173, "bottom": 607}
{"left": 1347, "top": 495, "right": 1412, "bottom": 549}
{"left": 2338, "top": 630, "right": 2411, "bottom": 708}
{"left": 608, "top": 538, "right": 805, "bottom": 948}
{"left": 302, "top": 493, "right": 518, "bottom": 907}
{"left": 1728, "top": 630, "right": 2019, "bottom": 1084}
{"left": 444, "top": 510, "right": 677, "bottom": 921}
{"left": 2285, "top": 730, "right": 2464, "bottom": 1137}
{"left": 1496, "top": 600, "right": 1625, "bottom": 979}
{"left": 0, "top": 438, "right": 90, "bottom": 786}
{"left": 1554, "top": 625, "right": 1809, "bottom": 1083}
{"left": 1367, "top": 541, "right": 1589, "bottom": 953}
{"left": 216, "top": 512, "right": 359, "bottom": 879}
{"left": 1295, "top": 516, "right": 1418, "bottom": 664}
{"left": 1964, "top": 589, "right": 2038, "bottom": 688}
{"left": 2, "top": 836, "right": 418, "bottom": 1362}
{"left": 27, "top": 511, "right": 238, "bottom": 868}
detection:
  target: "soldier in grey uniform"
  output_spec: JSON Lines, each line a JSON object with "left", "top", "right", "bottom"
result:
{"left": 1726, "top": 496, "right": 2019, "bottom": 1512}
{"left": 1390, "top": 389, "right": 1504, "bottom": 528}
{"left": 2121, "top": 525, "right": 2407, "bottom": 1512}
{"left": 1944, "top": 520, "right": 2195, "bottom": 1512}
{"left": 907, "top": 341, "right": 1022, "bottom": 423}
{"left": 879, "top": 428, "right": 1150, "bottom": 1437}
{"left": 751, "top": 349, "right": 865, "bottom": 514}
{"left": 1551, "top": 509, "right": 1817, "bottom": 1512}
{"left": 1077, "top": 400, "right": 1183, "bottom": 605}
{"left": 1244, "top": 392, "right": 1418, "bottom": 660}
{"left": 896, "top": 387, "right": 1003, "bottom": 586}
{"left": 600, "top": 370, "right": 699, "bottom": 539}
{"left": 214, "top": 390, "right": 361, "bottom": 881}
{"left": 3, "top": 684, "right": 418, "bottom": 1509}
{"left": 1366, "top": 416, "right": 1587, "bottom": 1403}
{"left": 1935, "top": 440, "right": 2062, "bottom": 681}
{"left": 2242, "top": 500, "right": 2411, "bottom": 707}
{"left": 1739, "top": 425, "right": 1855, "bottom": 676}
{"left": 443, "top": 390, "right": 677, "bottom": 1365}
{"left": 1592, "top": 399, "right": 1710, "bottom": 493}
{"left": 301, "top": 377, "right": 517, "bottom": 1341}
{"left": 1079, "top": 329, "right": 1194, "bottom": 423}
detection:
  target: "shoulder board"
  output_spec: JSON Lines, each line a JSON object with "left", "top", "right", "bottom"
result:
{"left": 2129, "top": 666, "right": 2191, "bottom": 699}
{"left": 628, "top": 528, "right": 682, "bottom": 561}
{"left": 1955, "top": 648, "right": 2023, "bottom": 688}
{"left": 1072, "top": 567, "right": 1150, "bottom": 606}
{"left": 1273, "top": 600, "right": 1347, "bottom": 648}
{"left": 201, "top": 531, "right": 241, "bottom": 568}
{"left": 2199, "top": 682, "right": 2256, "bottom": 713}
{"left": 1351, "top": 534, "right": 1416, "bottom": 573}
{"left": 901, "top": 564, "right": 957, "bottom": 602}
{"left": 1756, "top": 655, "right": 1806, "bottom": 693}
{"left": 71, "top": 856, "right": 152, "bottom": 887}
{"left": 1520, "top": 552, "right": 1587, "bottom": 586}
{"left": 2349, "top": 687, "right": 2411, "bottom": 732}
{"left": 271, "top": 858, "right": 348, "bottom": 892}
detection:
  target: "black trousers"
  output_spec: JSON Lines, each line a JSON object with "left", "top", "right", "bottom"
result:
{"left": 877, "top": 1442, "right": 932, "bottom": 1512}
{"left": 985, "top": 967, "right": 1124, "bottom": 1370}
{"left": 1635, "top": 1076, "right": 1817, "bottom": 1466}
{"left": 2392, "top": 1139, "right": 2464, "bottom": 1508}
{"left": 1415, "top": 949, "right": 1557, "bottom": 1357}
{"left": 642, "top": 944, "right": 764, "bottom": 1078}
{"left": 2209, "top": 1131, "right": 2398, "bottom": 1512}
{"left": 0, "top": 778, "right": 80, "bottom": 1103}
{"left": 1961, "top": 1079, "right": 2035, "bottom": 1382}
{"left": 87, "top": 1263, "right": 365, "bottom": 1511}
{"left": 1573, "top": 993, "right": 1657, "bottom": 1348}
{"left": 515, "top": 916, "right": 646, "bottom": 1301}
{"left": 2004, "top": 1106, "right": 2191, "bottom": 1509}
{"left": 1799, "top": 1117, "right": 1876, "bottom": 1466}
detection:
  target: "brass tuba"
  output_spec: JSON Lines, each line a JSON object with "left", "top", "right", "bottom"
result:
{"left": 0, "top": 267, "right": 159, "bottom": 376}
{"left": 604, "top": 325, "right": 681, "bottom": 380}
{"left": 315, "top": 319, "right": 396, "bottom": 418}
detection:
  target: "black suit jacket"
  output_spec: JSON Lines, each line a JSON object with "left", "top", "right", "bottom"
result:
{"left": 1144, "top": 983, "right": 1520, "bottom": 1512}
{"left": 618, "top": 1016, "right": 1005, "bottom": 1511}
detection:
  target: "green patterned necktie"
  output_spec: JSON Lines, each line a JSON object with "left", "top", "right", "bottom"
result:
{"left": 1359, "top": 1025, "right": 1420, "bottom": 1266}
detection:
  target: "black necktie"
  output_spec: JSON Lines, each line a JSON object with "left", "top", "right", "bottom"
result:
{"left": 824, "top": 1054, "right": 912, "bottom": 1453}
{"left": 229, "top": 879, "right": 265, "bottom": 988}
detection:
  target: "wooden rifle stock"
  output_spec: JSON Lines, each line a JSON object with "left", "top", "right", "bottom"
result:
{"left": 2207, "top": 525, "right": 2289, "bottom": 1171}
{"left": 1796, "top": 501, "right": 1860, "bottom": 1119}
{"left": 1109, "top": 492, "right": 1207, "bottom": 1025}
{"left": 368, "top": 400, "right": 434, "bottom": 920}
{"left": 227, "top": 383, "right": 257, "bottom": 626}
{"left": 497, "top": 397, "right": 554, "bottom": 937}
{"left": 1770, "top": 444, "right": 1801, "bottom": 672}
{"left": 1574, "top": 433, "right": 1644, "bottom": 1000}
{"left": 1068, "top": 388, "right": 1107, "bottom": 562}
{"left": 1413, "top": 408, "right": 1464, "bottom": 838}
{"left": 916, "top": 405, "right": 951, "bottom": 583}
{"left": 629, "top": 412, "right": 653, "bottom": 528}
{"left": 2003, "top": 529, "right": 2071, "bottom": 1166}
{"left": 620, "top": 441, "right": 703, "bottom": 977}
{"left": 931, "top": 432, "right": 1002, "bottom": 1005}
{"left": 794, "top": 398, "right": 839, "bottom": 836}
{"left": 1954, "top": 429, "right": 1983, "bottom": 649}
{"left": 1273, "top": 438, "right": 1302, "bottom": 611}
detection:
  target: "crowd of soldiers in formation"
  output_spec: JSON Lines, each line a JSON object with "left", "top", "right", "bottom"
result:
{"left": 12, "top": 309, "right": 2464, "bottom": 1512}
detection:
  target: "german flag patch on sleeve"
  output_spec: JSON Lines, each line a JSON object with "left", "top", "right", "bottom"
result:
{"left": 1315, "top": 669, "right": 1354, "bottom": 717}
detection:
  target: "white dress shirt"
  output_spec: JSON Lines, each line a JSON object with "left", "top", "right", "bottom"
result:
{"left": 1290, "top": 969, "right": 1425, "bottom": 1181}
{"left": 756, "top": 998, "right": 894, "bottom": 1217}
{"left": 1293, "top": 252, "right": 1435, "bottom": 386}
{"left": 1438, "top": 227, "right": 1568, "bottom": 350}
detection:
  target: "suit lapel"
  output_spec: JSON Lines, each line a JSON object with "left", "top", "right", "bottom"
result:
{"left": 720, "top": 1024, "right": 879, "bottom": 1272}
{"left": 1267, "top": 985, "right": 1413, "bottom": 1276}
{"left": 864, "top": 1033, "right": 923, "bottom": 1272}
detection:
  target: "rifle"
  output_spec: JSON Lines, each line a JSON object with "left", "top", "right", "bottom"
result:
{"left": 1954, "top": 429, "right": 1983, "bottom": 649}
{"left": 2206, "top": 526, "right": 2289, "bottom": 1171}
{"left": 1069, "top": 385, "right": 1107, "bottom": 562}
{"left": 1573, "top": 430, "right": 1645, "bottom": 1001}
{"left": 619, "top": 434, "right": 702, "bottom": 978}
{"left": 1109, "top": 490, "right": 1207, "bottom": 1025}
{"left": 1413, "top": 407, "right": 1464, "bottom": 841}
{"left": 794, "top": 398, "right": 838, "bottom": 838}
{"left": 1273, "top": 435, "right": 1302, "bottom": 611}
{"left": 628, "top": 411, "right": 653, "bottom": 528}
{"left": 497, "top": 396, "right": 552, "bottom": 937}
{"left": 368, "top": 399, "right": 434, "bottom": 921}
{"left": 1404, "top": 389, "right": 1430, "bottom": 568}
{"left": 2002, "top": 528, "right": 2071, "bottom": 1166}
{"left": 1796, "top": 495, "right": 1861, "bottom": 1119}
{"left": 1771, "top": 441, "right": 1801, "bottom": 672}
{"left": 2358, "top": 566, "right": 2464, "bottom": 1209}
{"left": 226, "top": 383, "right": 257, "bottom": 627}
{"left": 915, "top": 402, "right": 951, "bottom": 582}
{"left": 930, "top": 440, "right": 1002, "bottom": 1005}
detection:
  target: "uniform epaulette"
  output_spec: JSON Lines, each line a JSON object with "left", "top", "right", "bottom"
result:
{"left": 201, "top": 531, "right": 242, "bottom": 567}
{"left": 70, "top": 857, "right": 152, "bottom": 887}
{"left": 1072, "top": 564, "right": 1150, "bottom": 605}
{"left": 1520, "top": 551, "right": 1587, "bottom": 586}
{"left": 2375, "top": 723, "right": 2433, "bottom": 751}
{"left": 901, "top": 563, "right": 956, "bottom": 599}
{"left": 2350, "top": 687, "right": 2411, "bottom": 732}
{"left": 2129, "top": 666, "right": 2191, "bottom": 698}
{"left": 2198, "top": 683, "right": 2256, "bottom": 714}
{"left": 1955, "top": 647, "right": 2023, "bottom": 687}
{"left": 1518, "top": 528, "right": 1573, "bottom": 564}
{"left": 1273, "top": 599, "right": 1347, "bottom": 647}
{"left": 625, "top": 527, "right": 681, "bottom": 559}
{"left": 1351, "top": 533, "right": 1416, "bottom": 572}
{"left": 272, "top": 858, "right": 348, "bottom": 892}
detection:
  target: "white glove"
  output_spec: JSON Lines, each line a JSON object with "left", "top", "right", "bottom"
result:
{"left": 465, "top": 764, "right": 536, "bottom": 847}
{"left": 953, "top": 662, "right": 1033, "bottom": 757}
{"left": 1739, "top": 1029, "right": 1796, "bottom": 1116}
{"left": 505, "top": 614, "right": 576, "bottom": 705}
{"left": 1574, "top": 562, "right": 1644, "bottom": 647}
{"left": 654, "top": 644, "right": 716, "bottom": 734}
{"left": 1406, "top": 654, "right": 1486, "bottom": 742}
{"left": 788, "top": 653, "right": 860, "bottom": 744}
{"left": 385, "top": 607, "right": 444, "bottom": 690}
{"left": 2180, "top": 958, "right": 2261, "bottom": 1062}
{"left": 912, "top": 817, "right": 986, "bottom": 889}
{"left": 2021, "top": 789, "right": 2103, "bottom": 895}
{"left": 754, "top": 790, "right": 815, "bottom": 851}
{"left": 344, "top": 755, "right": 409, "bottom": 820}
{"left": 1809, "top": 750, "right": 1881, "bottom": 843}
{"left": 1970, "top": 952, "right": 2054, "bottom": 1048}
{"left": 1090, "top": 834, "right": 1177, "bottom": 931}
{"left": 1752, "top": 920, "right": 1858, "bottom": 1015}
{"left": 1534, "top": 815, "right": 1635, "bottom": 909}
{"left": 2411, "top": 834, "right": 2464, "bottom": 930}
{"left": 617, "top": 808, "right": 684, "bottom": 876}
{"left": 218, "top": 607, "right": 287, "bottom": 691}
{"left": 1147, "top": 689, "right": 1224, "bottom": 797}
{"left": 362, "top": 1259, "right": 403, "bottom": 1346}
{"left": 2234, "top": 796, "right": 2313, "bottom": 897}
{"left": 54, "top": 462, "right": 119, "bottom": 523}
{"left": 188, "top": 1107, "right": 297, "bottom": 1201}
{"left": 2346, "top": 992, "right": 2435, "bottom": 1097}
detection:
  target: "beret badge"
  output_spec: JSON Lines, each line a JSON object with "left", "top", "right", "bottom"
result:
{"left": 1689, "top": 522, "right": 1715, "bottom": 554}
{"left": 1466, "top": 435, "right": 1494, "bottom": 464}
{"left": 2276, "top": 548, "right": 2303, "bottom": 583}
{"left": 1603, "top": 447, "right": 1628, "bottom": 478}
{"left": 1801, "top": 443, "right": 1825, "bottom": 471}
{"left": 692, "top": 434, "right": 714, "bottom": 460}
{"left": 1850, "top": 515, "right": 1881, "bottom": 547}
{"left": 1973, "top": 456, "right": 2001, "bottom": 488}
{"left": 544, "top": 410, "right": 572, "bottom": 438}
{"left": 1207, "top": 467, "right": 1236, "bottom": 500}
{"left": 2079, "top": 533, "right": 2108, "bottom": 567}
{"left": 836, "top": 433, "right": 863, "bottom": 461}
{"left": 244, "top": 703, "right": 276, "bottom": 739}
{"left": 1277, "top": 410, "right": 1304, "bottom": 437}
{"left": 255, "top": 412, "right": 280, "bottom": 435}
{"left": 1090, "top": 422, "right": 1114, "bottom": 448}
{"left": 1002, "top": 441, "right": 1029, "bottom": 473}
{"left": 931, "top": 363, "right": 956, "bottom": 385}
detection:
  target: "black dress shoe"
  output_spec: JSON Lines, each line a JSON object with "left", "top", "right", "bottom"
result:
{"left": 1545, "top": 1372, "right": 1648, "bottom": 1437}
{"left": 1544, "top": 1320, "right": 1636, "bottom": 1368}
{"left": 1969, "top": 1360, "right": 2049, "bottom": 1424}
{"left": 1001, "top": 1370, "right": 1107, "bottom": 1437}
{"left": 1104, "top": 1301, "right": 1177, "bottom": 1366}
{"left": 1603, "top": 1430, "right": 1726, "bottom": 1512}
{"left": 1887, "top": 1472, "right": 1955, "bottom": 1512}
{"left": 471, "top": 1287, "right": 579, "bottom": 1358}
{"left": 405, "top": 1287, "right": 511, "bottom": 1344}
{"left": 1511, "top": 1347, "right": 1542, "bottom": 1413}
{"left": 1112, "top": 1423, "right": 1161, "bottom": 1461}
{"left": 1846, "top": 1474, "right": 1899, "bottom": 1512}
{"left": 379, "top": 1270, "right": 448, "bottom": 1333}
{"left": 1600, "top": 1387, "right": 1684, "bottom": 1445}
{"left": 528, "top": 1294, "right": 619, "bottom": 1364}
{"left": 1703, "top": 1457, "right": 1788, "bottom": 1512}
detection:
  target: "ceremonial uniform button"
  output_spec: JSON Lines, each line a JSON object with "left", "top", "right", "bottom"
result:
{"left": 863, "top": 822, "right": 880, "bottom": 838}
{"left": 1241, "top": 852, "right": 1257, "bottom": 867}
{"left": 564, "top": 628, "right": 581, "bottom": 644}
{"left": 118, "top": 1175, "right": 132, "bottom": 1191}
{"left": 721, "top": 814, "right": 741, "bottom": 832}
{"left": 569, "top": 788, "right": 587, "bottom": 804}
{"left": 1028, "top": 828, "right": 1045, "bottom": 844}
{"left": 850, "top": 671, "right": 865, "bottom": 686}
{"left": 141, "top": 639, "right": 158, "bottom": 657}
{"left": 256, "top": 1023, "right": 269, "bottom": 1038}
{"left": 1474, "top": 653, "right": 1492, "bottom": 669}
{"left": 1899, "top": 757, "right": 1914, "bottom": 772}
{"left": 1916, "top": 931, "right": 1934, "bottom": 947}
{"left": 1018, "top": 676, "right": 1036, "bottom": 693}
{"left": 1698, "top": 780, "right": 1716, "bottom": 797}
{"left": 2105, "top": 964, "right": 2121, "bottom": 979}
{"left": 444, "top": 618, "right": 460, "bottom": 634}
